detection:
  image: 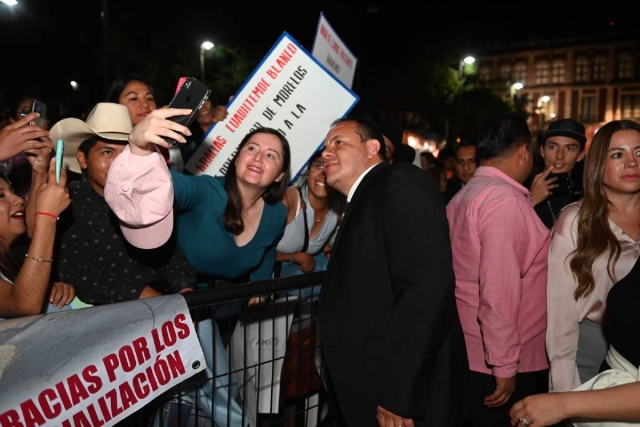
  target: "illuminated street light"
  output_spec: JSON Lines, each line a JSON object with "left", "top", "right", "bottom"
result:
{"left": 511, "top": 82, "right": 524, "bottom": 104}
{"left": 0, "top": 0, "right": 18, "bottom": 5}
{"left": 70, "top": 81, "right": 79, "bottom": 91}
{"left": 538, "top": 95, "right": 552, "bottom": 126}
{"left": 200, "top": 41, "right": 215, "bottom": 81}
{"left": 459, "top": 56, "right": 476, "bottom": 80}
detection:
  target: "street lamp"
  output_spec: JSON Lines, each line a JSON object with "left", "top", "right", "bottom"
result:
{"left": 538, "top": 95, "right": 551, "bottom": 126}
{"left": 0, "top": 0, "right": 18, "bottom": 5}
{"left": 459, "top": 56, "right": 476, "bottom": 79}
{"left": 200, "top": 41, "right": 214, "bottom": 81}
{"left": 70, "top": 81, "right": 79, "bottom": 91}
{"left": 511, "top": 82, "right": 523, "bottom": 104}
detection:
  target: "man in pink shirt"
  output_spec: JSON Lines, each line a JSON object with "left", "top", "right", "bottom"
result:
{"left": 446, "top": 113, "right": 551, "bottom": 427}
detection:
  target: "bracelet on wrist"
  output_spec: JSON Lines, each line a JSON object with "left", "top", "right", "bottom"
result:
{"left": 36, "top": 212, "right": 59, "bottom": 220}
{"left": 25, "top": 253, "right": 54, "bottom": 263}
{"left": 289, "top": 253, "right": 295, "bottom": 265}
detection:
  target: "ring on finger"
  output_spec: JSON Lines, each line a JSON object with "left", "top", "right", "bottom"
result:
{"left": 519, "top": 418, "right": 530, "bottom": 427}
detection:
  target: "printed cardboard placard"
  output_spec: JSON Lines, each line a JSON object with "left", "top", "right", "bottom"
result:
{"left": 185, "top": 31, "right": 359, "bottom": 183}
{"left": 311, "top": 12, "right": 357, "bottom": 88}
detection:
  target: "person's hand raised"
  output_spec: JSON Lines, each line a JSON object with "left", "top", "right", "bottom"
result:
{"left": 128, "top": 108, "right": 192, "bottom": 155}
{"left": 0, "top": 114, "right": 53, "bottom": 162}
{"left": 26, "top": 141, "right": 54, "bottom": 176}
{"left": 530, "top": 167, "right": 558, "bottom": 207}
{"left": 35, "top": 157, "right": 70, "bottom": 218}
{"left": 211, "top": 105, "right": 229, "bottom": 123}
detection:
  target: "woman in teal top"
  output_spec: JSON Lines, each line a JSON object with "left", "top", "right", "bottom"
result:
{"left": 171, "top": 171, "right": 286, "bottom": 283}
{"left": 109, "top": 107, "right": 290, "bottom": 283}
{"left": 105, "top": 108, "right": 290, "bottom": 426}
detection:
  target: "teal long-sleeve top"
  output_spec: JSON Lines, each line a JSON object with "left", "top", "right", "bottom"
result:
{"left": 170, "top": 170, "right": 287, "bottom": 282}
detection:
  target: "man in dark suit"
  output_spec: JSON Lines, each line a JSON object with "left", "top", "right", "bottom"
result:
{"left": 319, "top": 117, "right": 468, "bottom": 427}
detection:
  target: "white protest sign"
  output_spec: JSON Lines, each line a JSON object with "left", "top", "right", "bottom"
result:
{"left": 185, "top": 32, "right": 359, "bottom": 182}
{"left": 0, "top": 295, "right": 205, "bottom": 427}
{"left": 311, "top": 12, "right": 358, "bottom": 88}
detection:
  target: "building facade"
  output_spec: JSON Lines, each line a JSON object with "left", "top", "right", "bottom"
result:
{"left": 475, "top": 30, "right": 640, "bottom": 146}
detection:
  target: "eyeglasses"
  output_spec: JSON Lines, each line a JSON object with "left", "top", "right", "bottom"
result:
{"left": 310, "top": 162, "right": 325, "bottom": 173}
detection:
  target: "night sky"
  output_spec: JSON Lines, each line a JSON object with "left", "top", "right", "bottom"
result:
{"left": 0, "top": 0, "right": 628, "bottom": 115}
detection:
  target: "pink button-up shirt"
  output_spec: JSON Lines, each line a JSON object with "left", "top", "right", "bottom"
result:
{"left": 447, "top": 166, "right": 551, "bottom": 378}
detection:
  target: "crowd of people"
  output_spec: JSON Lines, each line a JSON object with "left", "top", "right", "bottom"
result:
{"left": 0, "top": 75, "right": 639, "bottom": 427}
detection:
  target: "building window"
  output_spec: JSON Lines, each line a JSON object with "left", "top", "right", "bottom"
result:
{"left": 514, "top": 63, "right": 527, "bottom": 85}
{"left": 581, "top": 96, "right": 596, "bottom": 122}
{"left": 499, "top": 64, "right": 511, "bottom": 80}
{"left": 551, "top": 61, "right": 565, "bottom": 84}
{"left": 574, "top": 58, "right": 589, "bottom": 83}
{"left": 621, "top": 94, "right": 640, "bottom": 119}
{"left": 617, "top": 54, "right": 634, "bottom": 79}
{"left": 535, "top": 62, "right": 549, "bottom": 85}
{"left": 592, "top": 56, "right": 607, "bottom": 81}
{"left": 479, "top": 66, "right": 491, "bottom": 82}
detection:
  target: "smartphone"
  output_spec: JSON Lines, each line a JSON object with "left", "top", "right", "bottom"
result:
{"left": 30, "top": 99, "right": 47, "bottom": 127}
{"left": 549, "top": 172, "right": 571, "bottom": 196}
{"left": 163, "top": 77, "right": 211, "bottom": 146}
{"left": 55, "top": 139, "right": 64, "bottom": 184}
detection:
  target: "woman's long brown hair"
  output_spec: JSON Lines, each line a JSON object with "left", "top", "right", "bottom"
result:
{"left": 223, "top": 128, "right": 291, "bottom": 235}
{"left": 570, "top": 120, "right": 640, "bottom": 300}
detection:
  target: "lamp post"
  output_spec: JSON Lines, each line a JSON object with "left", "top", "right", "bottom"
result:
{"left": 538, "top": 95, "right": 551, "bottom": 127}
{"left": 459, "top": 55, "right": 476, "bottom": 80}
{"left": 200, "top": 41, "right": 214, "bottom": 81}
{"left": 511, "top": 82, "right": 523, "bottom": 104}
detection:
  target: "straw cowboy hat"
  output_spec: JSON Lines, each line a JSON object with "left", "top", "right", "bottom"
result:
{"left": 49, "top": 102, "right": 132, "bottom": 174}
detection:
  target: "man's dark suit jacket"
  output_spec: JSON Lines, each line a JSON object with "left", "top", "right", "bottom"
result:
{"left": 319, "top": 162, "right": 468, "bottom": 426}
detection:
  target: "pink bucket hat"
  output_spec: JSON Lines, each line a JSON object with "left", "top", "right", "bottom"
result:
{"left": 104, "top": 145, "right": 174, "bottom": 249}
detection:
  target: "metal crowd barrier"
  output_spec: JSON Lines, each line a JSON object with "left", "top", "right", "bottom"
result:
{"left": 122, "top": 271, "right": 328, "bottom": 427}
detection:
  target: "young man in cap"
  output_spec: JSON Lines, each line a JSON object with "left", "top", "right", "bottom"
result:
{"left": 46, "top": 102, "right": 196, "bottom": 305}
{"left": 529, "top": 119, "right": 587, "bottom": 228}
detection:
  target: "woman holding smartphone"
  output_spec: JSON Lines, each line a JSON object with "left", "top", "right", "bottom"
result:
{"left": 105, "top": 107, "right": 290, "bottom": 284}
{"left": 546, "top": 120, "right": 640, "bottom": 393}
{"left": 0, "top": 147, "right": 72, "bottom": 318}
{"left": 104, "top": 107, "right": 290, "bottom": 425}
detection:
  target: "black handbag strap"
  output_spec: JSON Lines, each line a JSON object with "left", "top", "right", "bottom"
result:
{"left": 297, "top": 187, "right": 310, "bottom": 253}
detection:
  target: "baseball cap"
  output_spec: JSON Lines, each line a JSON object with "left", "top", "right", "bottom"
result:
{"left": 104, "top": 145, "right": 174, "bottom": 249}
{"left": 543, "top": 119, "right": 587, "bottom": 148}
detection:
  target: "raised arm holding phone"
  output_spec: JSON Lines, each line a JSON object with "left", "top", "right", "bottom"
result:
{"left": 0, "top": 153, "right": 71, "bottom": 318}
{"left": 0, "top": 113, "right": 53, "bottom": 162}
